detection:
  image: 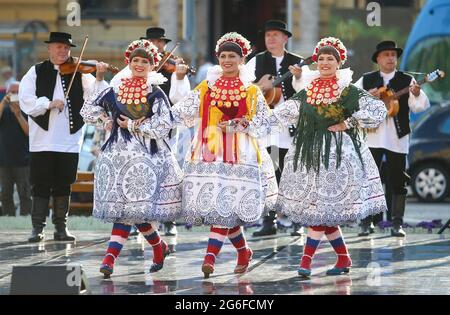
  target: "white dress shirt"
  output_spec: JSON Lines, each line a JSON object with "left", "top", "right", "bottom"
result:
{"left": 247, "top": 55, "right": 303, "bottom": 149}
{"left": 354, "top": 70, "right": 430, "bottom": 154}
{"left": 19, "top": 64, "right": 108, "bottom": 153}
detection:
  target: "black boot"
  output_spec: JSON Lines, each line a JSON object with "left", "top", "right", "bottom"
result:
{"left": 28, "top": 227, "right": 45, "bottom": 243}
{"left": 28, "top": 196, "right": 49, "bottom": 243}
{"left": 52, "top": 196, "right": 76, "bottom": 242}
{"left": 253, "top": 211, "right": 277, "bottom": 237}
{"left": 359, "top": 217, "right": 372, "bottom": 236}
{"left": 391, "top": 194, "right": 406, "bottom": 237}
{"left": 164, "top": 222, "right": 177, "bottom": 236}
{"left": 290, "top": 223, "right": 304, "bottom": 236}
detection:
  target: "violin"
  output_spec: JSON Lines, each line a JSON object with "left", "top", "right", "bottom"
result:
{"left": 59, "top": 57, "right": 119, "bottom": 75}
{"left": 158, "top": 51, "right": 196, "bottom": 76}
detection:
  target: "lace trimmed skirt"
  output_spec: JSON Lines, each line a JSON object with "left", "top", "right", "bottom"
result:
{"left": 181, "top": 160, "right": 267, "bottom": 227}
{"left": 92, "top": 137, "right": 183, "bottom": 224}
{"left": 276, "top": 137, "right": 387, "bottom": 226}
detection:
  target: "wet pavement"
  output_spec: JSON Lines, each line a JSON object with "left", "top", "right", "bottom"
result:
{"left": 1, "top": 229, "right": 450, "bottom": 295}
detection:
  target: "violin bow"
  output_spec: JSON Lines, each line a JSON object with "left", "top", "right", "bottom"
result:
{"left": 65, "top": 35, "right": 89, "bottom": 99}
{"left": 155, "top": 42, "right": 180, "bottom": 72}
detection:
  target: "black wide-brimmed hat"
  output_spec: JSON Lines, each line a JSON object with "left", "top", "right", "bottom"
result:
{"left": 44, "top": 32, "right": 76, "bottom": 47}
{"left": 372, "top": 40, "right": 403, "bottom": 63}
{"left": 259, "top": 20, "right": 292, "bottom": 37}
{"left": 140, "top": 27, "right": 172, "bottom": 43}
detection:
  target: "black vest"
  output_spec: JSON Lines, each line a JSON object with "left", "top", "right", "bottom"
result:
{"left": 34, "top": 59, "right": 85, "bottom": 134}
{"left": 255, "top": 50, "right": 303, "bottom": 101}
{"left": 362, "top": 70, "right": 413, "bottom": 138}
{"left": 159, "top": 68, "right": 172, "bottom": 104}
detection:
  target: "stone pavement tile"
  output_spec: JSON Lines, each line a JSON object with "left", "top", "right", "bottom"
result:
{"left": 0, "top": 231, "right": 449, "bottom": 295}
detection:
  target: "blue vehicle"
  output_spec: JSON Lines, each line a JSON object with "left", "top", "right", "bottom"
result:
{"left": 401, "top": 0, "right": 450, "bottom": 202}
{"left": 400, "top": 0, "right": 450, "bottom": 120}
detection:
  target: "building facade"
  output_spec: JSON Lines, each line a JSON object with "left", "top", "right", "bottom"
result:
{"left": 0, "top": 0, "right": 425, "bottom": 83}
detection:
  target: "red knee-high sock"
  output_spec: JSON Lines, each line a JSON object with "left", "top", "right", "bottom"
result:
{"left": 204, "top": 226, "right": 228, "bottom": 265}
{"left": 300, "top": 226, "right": 326, "bottom": 270}
{"left": 325, "top": 226, "right": 352, "bottom": 268}
{"left": 228, "top": 226, "right": 250, "bottom": 265}
{"left": 135, "top": 223, "right": 165, "bottom": 264}
{"left": 102, "top": 223, "right": 131, "bottom": 267}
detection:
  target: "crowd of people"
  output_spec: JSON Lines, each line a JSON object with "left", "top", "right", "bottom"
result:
{"left": 0, "top": 19, "right": 430, "bottom": 279}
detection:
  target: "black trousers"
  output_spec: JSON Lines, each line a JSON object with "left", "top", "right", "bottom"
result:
{"left": 370, "top": 148, "right": 408, "bottom": 196}
{"left": 0, "top": 166, "right": 31, "bottom": 216}
{"left": 30, "top": 152, "right": 79, "bottom": 198}
{"left": 267, "top": 146, "right": 289, "bottom": 184}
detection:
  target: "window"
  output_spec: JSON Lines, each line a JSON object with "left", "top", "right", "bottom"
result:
{"left": 439, "top": 114, "right": 450, "bottom": 135}
{"left": 404, "top": 36, "right": 450, "bottom": 103}
{"left": 79, "top": 0, "right": 138, "bottom": 18}
{"left": 365, "top": 0, "right": 413, "bottom": 7}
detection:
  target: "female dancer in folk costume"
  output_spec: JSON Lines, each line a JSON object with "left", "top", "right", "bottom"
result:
{"left": 171, "top": 32, "right": 277, "bottom": 278}
{"left": 80, "top": 40, "right": 183, "bottom": 278}
{"left": 238, "top": 37, "right": 388, "bottom": 278}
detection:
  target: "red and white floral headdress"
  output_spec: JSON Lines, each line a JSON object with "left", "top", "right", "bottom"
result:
{"left": 124, "top": 39, "right": 162, "bottom": 65}
{"left": 215, "top": 32, "right": 252, "bottom": 58}
{"left": 312, "top": 37, "right": 347, "bottom": 65}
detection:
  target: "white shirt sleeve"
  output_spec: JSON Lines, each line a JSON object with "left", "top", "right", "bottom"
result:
{"left": 354, "top": 77, "right": 364, "bottom": 89}
{"left": 408, "top": 78, "right": 430, "bottom": 113}
{"left": 292, "top": 65, "right": 313, "bottom": 92}
{"left": 19, "top": 66, "right": 51, "bottom": 117}
{"left": 81, "top": 73, "right": 109, "bottom": 100}
{"left": 246, "top": 57, "right": 257, "bottom": 79}
{"left": 169, "top": 72, "right": 191, "bottom": 104}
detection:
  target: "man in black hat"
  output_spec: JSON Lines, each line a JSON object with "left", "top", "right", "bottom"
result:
{"left": 247, "top": 20, "right": 306, "bottom": 237}
{"left": 354, "top": 40, "right": 430, "bottom": 237}
{"left": 19, "top": 32, "right": 109, "bottom": 242}
{"left": 141, "top": 27, "right": 190, "bottom": 101}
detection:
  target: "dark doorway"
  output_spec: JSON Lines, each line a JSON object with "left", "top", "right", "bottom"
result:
{"left": 209, "top": 0, "right": 287, "bottom": 56}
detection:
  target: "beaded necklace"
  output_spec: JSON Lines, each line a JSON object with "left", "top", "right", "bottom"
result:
{"left": 117, "top": 77, "right": 149, "bottom": 105}
{"left": 209, "top": 76, "right": 247, "bottom": 108}
{"left": 305, "top": 76, "right": 340, "bottom": 106}
{"left": 117, "top": 76, "right": 150, "bottom": 118}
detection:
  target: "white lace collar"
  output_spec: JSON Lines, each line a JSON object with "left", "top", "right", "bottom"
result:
{"left": 111, "top": 67, "right": 168, "bottom": 92}
{"left": 301, "top": 68, "right": 353, "bottom": 92}
{"left": 206, "top": 64, "right": 256, "bottom": 88}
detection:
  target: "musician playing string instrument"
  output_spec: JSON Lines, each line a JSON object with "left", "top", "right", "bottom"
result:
{"left": 354, "top": 40, "right": 430, "bottom": 237}
{"left": 246, "top": 20, "right": 308, "bottom": 237}
{"left": 18, "top": 32, "right": 109, "bottom": 242}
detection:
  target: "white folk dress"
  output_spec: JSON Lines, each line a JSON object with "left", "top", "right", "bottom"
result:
{"left": 171, "top": 65, "right": 278, "bottom": 227}
{"left": 80, "top": 72, "right": 183, "bottom": 224}
{"left": 260, "top": 69, "right": 388, "bottom": 226}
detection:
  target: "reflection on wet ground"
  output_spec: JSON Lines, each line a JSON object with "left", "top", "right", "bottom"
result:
{"left": 1, "top": 231, "right": 449, "bottom": 294}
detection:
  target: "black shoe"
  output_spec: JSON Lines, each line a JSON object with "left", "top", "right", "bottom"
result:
{"left": 30, "top": 196, "right": 49, "bottom": 242}
{"left": 358, "top": 225, "right": 370, "bottom": 237}
{"left": 149, "top": 242, "right": 170, "bottom": 273}
{"left": 291, "top": 225, "right": 304, "bottom": 236}
{"left": 359, "top": 217, "right": 374, "bottom": 236}
{"left": 54, "top": 228, "right": 76, "bottom": 242}
{"left": 252, "top": 225, "right": 276, "bottom": 237}
{"left": 391, "top": 226, "right": 406, "bottom": 237}
{"left": 28, "top": 228, "right": 44, "bottom": 243}
{"left": 164, "top": 222, "right": 177, "bottom": 236}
